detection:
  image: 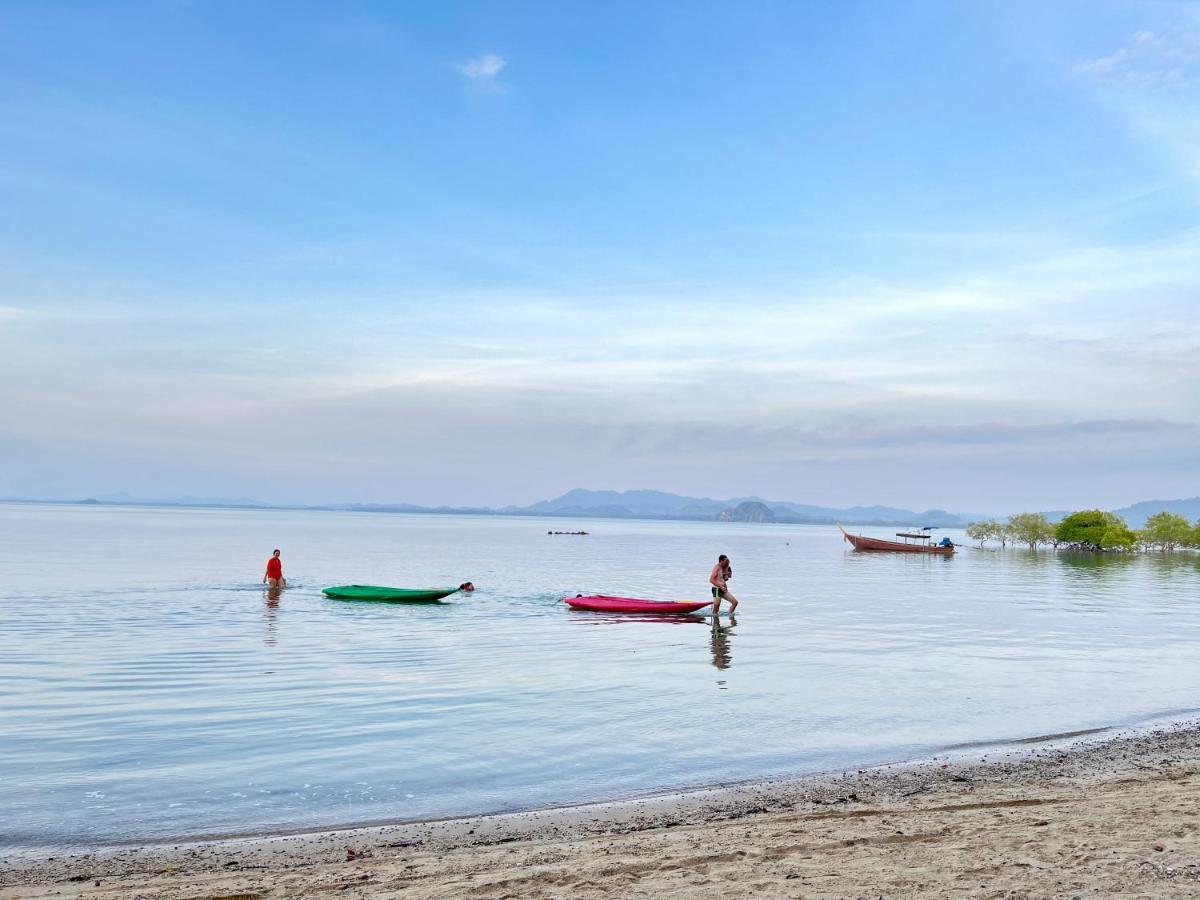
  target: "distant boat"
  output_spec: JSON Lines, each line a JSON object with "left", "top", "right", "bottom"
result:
{"left": 838, "top": 524, "right": 955, "bottom": 555}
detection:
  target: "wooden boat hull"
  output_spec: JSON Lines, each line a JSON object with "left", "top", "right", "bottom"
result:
{"left": 839, "top": 525, "right": 955, "bottom": 554}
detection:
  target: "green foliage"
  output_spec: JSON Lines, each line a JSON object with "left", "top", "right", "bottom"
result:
{"left": 970, "top": 515, "right": 1054, "bottom": 549}
{"left": 1055, "top": 509, "right": 1136, "bottom": 551}
{"left": 967, "top": 520, "right": 1003, "bottom": 547}
{"left": 1100, "top": 524, "right": 1136, "bottom": 550}
{"left": 972, "top": 509, "right": 1198, "bottom": 552}
{"left": 966, "top": 521, "right": 988, "bottom": 546}
{"left": 1007, "top": 512, "right": 1054, "bottom": 549}
{"left": 1139, "top": 511, "right": 1193, "bottom": 551}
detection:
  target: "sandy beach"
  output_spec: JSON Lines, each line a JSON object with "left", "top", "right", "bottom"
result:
{"left": 4, "top": 720, "right": 1200, "bottom": 899}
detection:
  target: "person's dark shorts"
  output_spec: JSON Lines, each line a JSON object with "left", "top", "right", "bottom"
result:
{"left": 711, "top": 586, "right": 727, "bottom": 599}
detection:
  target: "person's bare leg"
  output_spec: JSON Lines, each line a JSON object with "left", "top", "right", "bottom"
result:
{"left": 725, "top": 591, "right": 739, "bottom": 613}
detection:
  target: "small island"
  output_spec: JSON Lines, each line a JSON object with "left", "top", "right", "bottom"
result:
{"left": 717, "top": 500, "right": 776, "bottom": 523}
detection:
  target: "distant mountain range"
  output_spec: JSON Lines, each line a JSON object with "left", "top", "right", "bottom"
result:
{"left": 1111, "top": 498, "right": 1200, "bottom": 529}
{"left": 508, "top": 488, "right": 987, "bottom": 526}
{"left": 8, "top": 488, "right": 1197, "bottom": 528}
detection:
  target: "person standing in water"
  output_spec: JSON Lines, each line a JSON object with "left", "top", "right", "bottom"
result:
{"left": 709, "top": 553, "right": 737, "bottom": 614}
{"left": 263, "top": 549, "right": 286, "bottom": 589}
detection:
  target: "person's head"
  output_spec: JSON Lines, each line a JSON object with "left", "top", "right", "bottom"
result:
{"left": 272, "top": 549, "right": 280, "bottom": 558}
{"left": 718, "top": 554, "right": 728, "bottom": 563}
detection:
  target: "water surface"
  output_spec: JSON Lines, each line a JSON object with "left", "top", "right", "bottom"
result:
{"left": 2, "top": 503, "right": 1199, "bottom": 848}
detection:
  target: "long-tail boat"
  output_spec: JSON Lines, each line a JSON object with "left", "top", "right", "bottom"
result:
{"left": 838, "top": 524, "right": 955, "bottom": 555}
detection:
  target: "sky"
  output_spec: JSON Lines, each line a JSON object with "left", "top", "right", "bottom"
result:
{"left": 1, "top": 1, "right": 1197, "bottom": 513}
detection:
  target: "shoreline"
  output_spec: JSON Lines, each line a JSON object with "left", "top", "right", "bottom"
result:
{"left": 1, "top": 712, "right": 1187, "bottom": 855}
{"left": 5, "top": 718, "right": 1200, "bottom": 897}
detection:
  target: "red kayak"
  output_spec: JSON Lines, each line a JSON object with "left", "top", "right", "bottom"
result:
{"left": 564, "top": 595, "right": 712, "bottom": 614}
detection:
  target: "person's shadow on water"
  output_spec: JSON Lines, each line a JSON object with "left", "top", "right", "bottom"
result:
{"left": 710, "top": 616, "right": 736, "bottom": 670}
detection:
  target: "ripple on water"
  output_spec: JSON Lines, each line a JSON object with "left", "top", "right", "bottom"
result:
{"left": 1, "top": 505, "right": 1199, "bottom": 847}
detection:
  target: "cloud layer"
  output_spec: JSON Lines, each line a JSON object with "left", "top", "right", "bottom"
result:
{"left": 1, "top": 4, "right": 1198, "bottom": 511}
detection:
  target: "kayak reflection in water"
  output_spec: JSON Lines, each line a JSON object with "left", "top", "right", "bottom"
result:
{"left": 710, "top": 615, "right": 736, "bottom": 670}
{"left": 263, "top": 549, "right": 286, "bottom": 589}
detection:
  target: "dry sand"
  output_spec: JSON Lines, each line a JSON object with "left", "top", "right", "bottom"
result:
{"left": 4, "top": 720, "right": 1200, "bottom": 898}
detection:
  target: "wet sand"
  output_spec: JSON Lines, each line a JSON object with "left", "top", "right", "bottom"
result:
{"left": 4, "top": 720, "right": 1200, "bottom": 898}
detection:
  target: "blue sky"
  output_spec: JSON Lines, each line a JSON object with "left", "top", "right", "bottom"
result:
{"left": 1, "top": 1, "right": 1197, "bottom": 511}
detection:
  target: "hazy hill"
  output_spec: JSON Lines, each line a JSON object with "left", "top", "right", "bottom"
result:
{"left": 523, "top": 489, "right": 727, "bottom": 518}
{"left": 521, "top": 489, "right": 977, "bottom": 526}
{"left": 976, "top": 500, "right": 1200, "bottom": 528}
{"left": 1114, "top": 497, "right": 1200, "bottom": 529}
{"left": 18, "top": 488, "right": 1198, "bottom": 529}
{"left": 718, "top": 500, "right": 776, "bottom": 523}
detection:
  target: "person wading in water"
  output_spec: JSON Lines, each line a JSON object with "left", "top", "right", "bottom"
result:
{"left": 709, "top": 553, "right": 738, "bottom": 614}
{"left": 263, "top": 549, "right": 286, "bottom": 589}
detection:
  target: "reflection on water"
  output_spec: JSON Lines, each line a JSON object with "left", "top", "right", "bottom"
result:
{"left": 566, "top": 610, "right": 710, "bottom": 625}
{"left": 1045, "top": 549, "right": 1200, "bottom": 577}
{"left": 2, "top": 504, "right": 1200, "bottom": 848}
{"left": 1137, "top": 552, "right": 1200, "bottom": 576}
{"left": 263, "top": 588, "right": 281, "bottom": 646}
{"left": 710, "top": 616, "right": 736, "bottom": 670}
{"left": 1056, "top": 551, "right": 1139, "bottom": 573}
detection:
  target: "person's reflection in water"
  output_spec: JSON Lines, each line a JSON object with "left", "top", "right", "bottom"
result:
{"left": 263, "top": 587, "right": 281, "bottom": 646}
{"left": 710, "top": 615, "right": 736, "bottom": 670}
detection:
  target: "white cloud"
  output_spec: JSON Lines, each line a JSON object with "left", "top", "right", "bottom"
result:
{"left": 1074, "top": 21, "right": 1200, "bottom": 194}
{"left": 456, "top": 52, "right": 507, "bottom": 83}
{"left": 1078, "top": 29, "right": 1200, "bottom": 88}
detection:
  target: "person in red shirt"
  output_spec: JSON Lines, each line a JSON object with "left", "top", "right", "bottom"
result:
{"left": 263, "top": 549, "right": 286, "bottom": 589}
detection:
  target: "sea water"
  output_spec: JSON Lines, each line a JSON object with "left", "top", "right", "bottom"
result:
{"left": 2, "top": 502, "right": 1199, "bottom": 848}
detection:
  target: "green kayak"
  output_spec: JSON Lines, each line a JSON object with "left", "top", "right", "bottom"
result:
{"left": 322, "top": 585, "right": 460, "bottom": 603}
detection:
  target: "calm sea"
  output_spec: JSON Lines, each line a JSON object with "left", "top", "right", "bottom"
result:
{"left": 2, "top": 502, "right": 1199, "bottom": 849}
